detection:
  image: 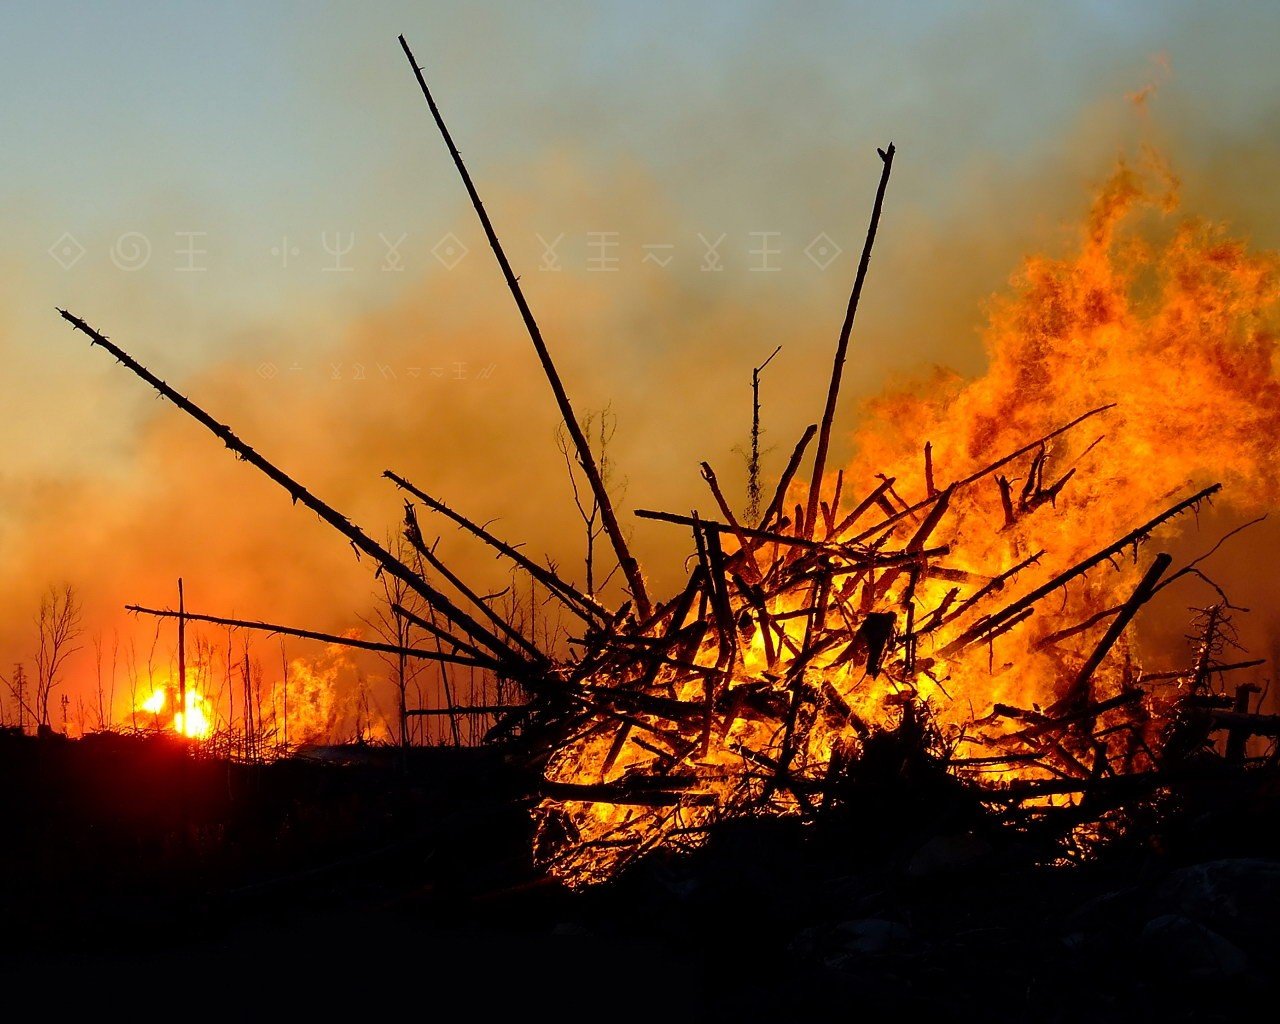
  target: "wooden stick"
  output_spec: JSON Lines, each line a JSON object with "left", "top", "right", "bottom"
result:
{"left": 759, "top": 424, "right": 817, "bottom": 531}
{"left": 634, "top": 508, "right": 946, "bottom": 563}
{"left": 388, "top": 602, "right": 490, "bottom": 661}
{"left": 848, "top": 404, "right": 1115, "bottom": 544}
{"left": 60, "top": 309, "right": 521, "bottom": 664}
{"left": 829, "top": 476, "right": 895, "bottom": 538}
{"left": 806, "top": 143, "right": 896, "bottom": 536}
{"left": 1139, "top": 659, "right": 1265, "bottom": 682}
{"left": 177, "top": 578, "right": 187, "bottom": 730}
{"left": 699, "top": 461, "right": 760, "bottom": 579}
{"left": 942, "top": 485, "right": 1221, "bottom": 654}
{"left": 401, "top": 502, "right": 545, "bottom": 661}
{"left": 384, "top": 471, "right": 607, "bottom": 624}
{"left": 747, "top": 345, "right": 782, "bottom": 522}
{"left": 125, "top": 604, "right": 496, "bottom": 667}
{"left": 398, "top": 34, "right": 650, "bottom": 618}
{"left": 1061, "top": 552, "right": 1172, "bottom": 707}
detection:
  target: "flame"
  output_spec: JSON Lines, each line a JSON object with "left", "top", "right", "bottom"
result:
{"left": 535, "top": 151, "right": 1280, "bottom": 885}
{"left": 140, "top": 688, "right": 166, "bottom": 715}
{"left": 274, "top": 644, "right": 353, "bottom": 745}
{"left": 136, "top": 684, "right": 213, "bottom": 739}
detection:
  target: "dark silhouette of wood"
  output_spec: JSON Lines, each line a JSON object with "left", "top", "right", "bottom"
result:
{"left": 1062, "top": 551, "right": 1173, "bottom": 708}
{"left": 401, "top": 502, "right": 545, "bottom": 662}
{"left": 848, "top": 404, "right": 1115, "bottom": 544}
{"left": 805, "top": 143, "right": 895, "bottom": 537}
{"left": 398, "top": 34, "right": 650, "bottom": 618}
{"left": 125, "top": 604, "right": 496, "bottom": 667}
{"left": 943, "top": 485, "right": 1220, "bottom": 654}
{"left": 634, "top": 508, "right": 947, "bottom": 564}
{"left": 759, "top": 424, "right": 817, "bottom": 531}
{"left": 58, "top": 309, "right": 520, "bottom": 666}
{"left": 384, "top": 471, "right": 607, "bottom": 625}
{"left": 177, "top": 578, "right": 187, "bottom": 731}
{"left": 746, "top": 345, "right": 782, "bottom": 521}
{"left": 699, "top": 461, "right": 760, "bottom": 578}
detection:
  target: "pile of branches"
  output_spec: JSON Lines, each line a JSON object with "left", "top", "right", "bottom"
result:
{"left": 57, "top": 35, "right": 1279, "bottom": 887}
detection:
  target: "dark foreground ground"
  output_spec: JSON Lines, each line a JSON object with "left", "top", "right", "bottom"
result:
{"left": 1, "top": 731, "right": 1276, "bottom": 1020}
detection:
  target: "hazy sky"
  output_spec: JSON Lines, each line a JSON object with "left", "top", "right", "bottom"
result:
{"left": 3, "top": 1, "right": 1280, "bottom": 727}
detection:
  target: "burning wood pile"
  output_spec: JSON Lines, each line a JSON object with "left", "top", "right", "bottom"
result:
{"left": 55, "top": 36, "right": 1280, "bottom": 889}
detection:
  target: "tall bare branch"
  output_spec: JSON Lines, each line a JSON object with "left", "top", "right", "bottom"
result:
{"left": 805, "top": 143, "right": 896, "bottom": 537}
{"left": 398, "top": 34, "right": 650, "bottom": 617}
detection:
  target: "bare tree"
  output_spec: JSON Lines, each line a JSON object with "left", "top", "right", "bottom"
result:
{"left": 33, "top": 585, "right": 83, "bottom": 729}
{"left": 556, "top": 405, "right": 624, "bottom": 598}
{"left": 364, "top": 533, "right": 429, "bottom": 750}
{"left": 744, "top": 346, "right": 782, "bottom": 522}
{"left": 1, "top": 664, "right": 32, "bottom": 732}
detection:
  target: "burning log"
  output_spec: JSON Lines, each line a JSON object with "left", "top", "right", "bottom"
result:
{"left": 941, "top": 485, "right": 1221, "bottom": 655}
{"left": 1060, "top": 552, "right": 1173, "bottom": 709}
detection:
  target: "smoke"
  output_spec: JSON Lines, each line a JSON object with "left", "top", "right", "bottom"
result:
{"left": 6, "top": 14, "right": 1280, "bottom": 729}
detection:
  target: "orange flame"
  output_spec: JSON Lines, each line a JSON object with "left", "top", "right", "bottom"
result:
{"left": 136, "top": 684, "right": 212, "bottom": 739}
{"left": 535, "top": 151, "right": 1280, "bottom": 885}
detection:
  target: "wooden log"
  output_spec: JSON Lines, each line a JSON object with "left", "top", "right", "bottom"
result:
{"left": 399, "top": 34, "right": 651, "bottom": 618}
{"left": 941, "top": 486, "right": 1221, "bottom": 655}
{"left": 384, "top": 471, "right": 608, "bottom": 624}
{"left": 759, "top": 423, "right": 817, "bottom": 531}
{"left": 1060, "top": 552, "right": 1173, "bottom": 708}
{"left": 996, "top": 475, "right": 1016, "bottom": 528}
{"left": 806, "top": 143, "right": 896, "bottom": 537}
{"left": 60, "top": 309, "right": 522, "bottom": 664}
{"left": 1211, "top": 708, "right": 1279, "bottom": 739}
{"left": 1139, "top": 659, "right": 1265, "bottom": 682}
{"left": 125, "top": 604, "right": 498, "bottom": 668}
{"left": 1225, "top": 684, "right": 1261, "bottom": 761}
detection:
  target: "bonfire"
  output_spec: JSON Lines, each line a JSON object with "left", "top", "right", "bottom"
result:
{"left": 56, "top": 35, "right": 1280, "bottom": 888}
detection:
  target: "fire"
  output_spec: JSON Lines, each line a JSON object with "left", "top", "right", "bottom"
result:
{"left": 140, "top": 688, "right": 166, "bottom": 715}
{"left": 534, "top": 152, "right": 1280, "bottom": 885}
{"left": 136, "top": 684, "right": 213, "bottom": 739}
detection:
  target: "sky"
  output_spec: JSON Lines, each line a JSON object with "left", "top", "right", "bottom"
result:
{"left": 3, "top": 0, "right": 1280, "bottom": 733}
